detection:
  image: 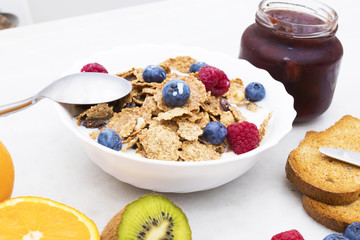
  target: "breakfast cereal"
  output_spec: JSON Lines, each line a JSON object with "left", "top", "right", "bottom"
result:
{"left": 76, "top": 56, "right": 272, "bottom": 161}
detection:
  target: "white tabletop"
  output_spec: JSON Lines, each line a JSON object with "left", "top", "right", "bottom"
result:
{"left": 0, "top": 0, "right": 358, "bottom": 239}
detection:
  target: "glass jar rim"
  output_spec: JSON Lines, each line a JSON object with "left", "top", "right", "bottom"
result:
{"left": 256, "top": 0, "right": 338, "bottom": 38}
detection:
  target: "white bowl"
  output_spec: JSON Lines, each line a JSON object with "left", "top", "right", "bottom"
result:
{"left": 57, "top": 44, "right": 296, "bottom": 193}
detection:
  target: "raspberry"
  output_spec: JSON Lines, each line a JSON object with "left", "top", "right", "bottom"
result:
{"left": 226, "top": 121, "right": 260, "bottom": 154}
{"left": 212, "top": 74, "right": 231, "bottom": 96}
{"left": 81, "top": 63, "right": 108, "bottom": 73}
{"left": 271, "top": 229, "right": 304, "bottom": 240}
{"left": 198, "top": 66, "right": 230, "bottom": 96}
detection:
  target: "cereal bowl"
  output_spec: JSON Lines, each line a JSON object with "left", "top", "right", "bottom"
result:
{"left": 57, "top": 44, "right": 296, "bottom": 193}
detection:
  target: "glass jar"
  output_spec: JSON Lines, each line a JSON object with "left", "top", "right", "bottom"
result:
{"left": 239, "top": 0, "right": 343, "bottom": 122}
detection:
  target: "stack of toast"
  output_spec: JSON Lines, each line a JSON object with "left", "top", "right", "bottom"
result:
{"left": 286, "top": 115, "right": 360, "bottom": 232}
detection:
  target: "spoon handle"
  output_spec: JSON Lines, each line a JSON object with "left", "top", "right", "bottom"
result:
{"left": 0, "top": 96, "right": 42, "bottom": 117}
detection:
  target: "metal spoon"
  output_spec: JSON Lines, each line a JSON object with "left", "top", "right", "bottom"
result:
{"left": 0, "top": 72, "right": 132, "bottom": 116}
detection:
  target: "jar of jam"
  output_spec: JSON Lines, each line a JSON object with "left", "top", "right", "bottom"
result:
{"left": 239, "top": 0, "right": 343, "bottom": 122}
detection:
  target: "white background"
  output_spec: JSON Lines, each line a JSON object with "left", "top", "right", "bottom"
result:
{"left": 27, "top": 0, "right": 168, "bottom": 23}
{"left": 0, "top": 0, "right": 358, "bottom": 239}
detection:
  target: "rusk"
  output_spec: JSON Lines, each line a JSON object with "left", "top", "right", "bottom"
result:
{"left": 286, "top": 115, "right": 360, "bottom": 205}
{"left": 302, "top": 195, "right": 360, "bottom": 233}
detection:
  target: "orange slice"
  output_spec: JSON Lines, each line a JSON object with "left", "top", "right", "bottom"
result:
{"left": 0, "top": 196, "right": 100, "bottom": 239}
{"left": 0, "top": 141, "right": 15, "bottom": 202}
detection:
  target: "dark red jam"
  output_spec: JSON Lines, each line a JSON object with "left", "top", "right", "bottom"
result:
{"left": 239, "top": 3, "right": 343, "bottom": 122}
{"left": 267, "top": 10, "right": 324, "bottom": 25}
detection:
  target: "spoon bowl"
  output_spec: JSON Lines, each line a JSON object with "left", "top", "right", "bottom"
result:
{"left": 0, "top": 72, "right": 132, "bottom": 116}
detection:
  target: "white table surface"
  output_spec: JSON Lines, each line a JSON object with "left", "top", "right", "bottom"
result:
{"left": 0, "top": 0, "right": 358, "bottom": 239}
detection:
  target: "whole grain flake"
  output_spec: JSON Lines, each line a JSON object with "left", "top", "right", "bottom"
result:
{"left": 138, "top": 124, "right": 181, "bottom": 161}
{"left": 177, "top": 120, "right": 203, "bottom": 141}
{"left": 75, "top": 56, "right": 273, "bottom": 161}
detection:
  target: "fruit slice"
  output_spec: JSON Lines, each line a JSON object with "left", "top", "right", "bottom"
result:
{"left": 0, "top": 141, "right": 15, "bottom": 202}
{"left": 0, "top": 196, "right": 100, "bottom": 239}
{"left": 102, "top": 194, "right": 192, "bottom": 240}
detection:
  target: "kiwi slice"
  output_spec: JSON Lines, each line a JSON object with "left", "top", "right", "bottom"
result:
{"left": 101, "top": 193, "right": 192, "bottom": 240}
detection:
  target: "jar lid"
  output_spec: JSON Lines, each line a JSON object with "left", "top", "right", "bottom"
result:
{"left": 256, "top": 0, "right": 338, "bottom": 38}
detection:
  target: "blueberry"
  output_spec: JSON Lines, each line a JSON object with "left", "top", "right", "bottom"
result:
{"left": 345, "top": 222, "right": 360, "bottom": 240}
{"left": 245, "top": 82, "right": 266, "bottom": 102}
{"left": 162, "top": 79, "right": 190, "bottom": 107}
{"left": 323, "top": 234, "right": 350, "bottom": 240}
{"left": 142, "top": 65, "right": 166, "bottom": 83}
{"left": 97, "top": 129, "right": 122, "bottom": 151}
{"left": 189, "top": 62, "right": 208, "bottom": 73}
{"left": 203, "top": 121, "right": 227, "bottom": 145}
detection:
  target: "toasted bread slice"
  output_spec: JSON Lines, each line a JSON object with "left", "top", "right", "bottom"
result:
{"left": 302, "top": 195, "right": 360, "bottom": 232}
{"left": 286, "top": 115, "right": 360, "bottom": 205}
